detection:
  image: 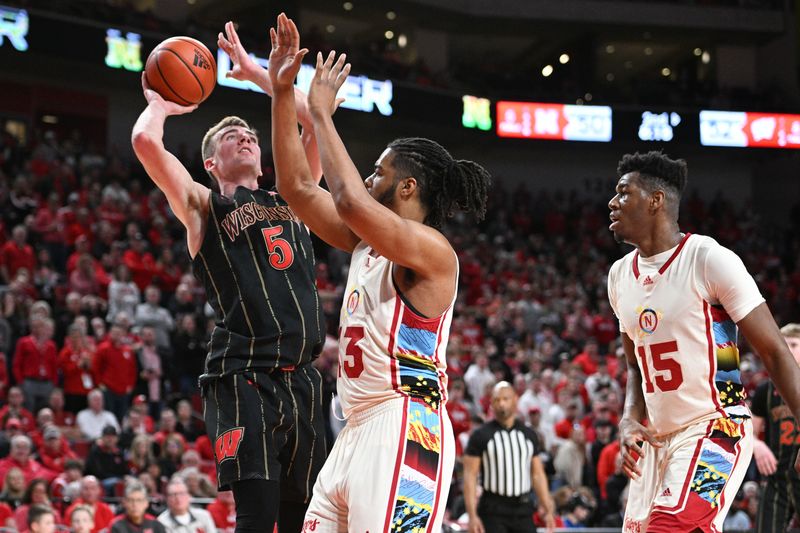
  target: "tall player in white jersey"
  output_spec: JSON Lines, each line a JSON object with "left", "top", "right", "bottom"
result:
{"left": 266, "top": 14, "right": 490, "bottom": 533}
{"left": 607, "top": 151, "right": 800, "bottom": 532}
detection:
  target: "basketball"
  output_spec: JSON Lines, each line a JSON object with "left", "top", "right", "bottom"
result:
{"left": 144, "top": 36, "right": 216, "bottom": 106}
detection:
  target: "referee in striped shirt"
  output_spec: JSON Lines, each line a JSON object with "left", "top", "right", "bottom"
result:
{"left": 463, "top": 381, "right": 556, "bottom": 533}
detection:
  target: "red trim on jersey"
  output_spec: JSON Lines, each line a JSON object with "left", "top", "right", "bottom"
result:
{"left": 652, "top": 419, "right": 714, "bottom": 513}
{"left": 658, "top": 232, "right": 691, "bottom": 275}
{"left": 632, "top": 233, "right": 692, "bottom": 280}
{"left": 704, "top": 300, "right": 726, "bottom": 417}
{"left": 387, "top": 296, "right": 403, "bottom": 393}
{"left": 426, "top": 408, "right": 446, "bottom": 533}
{"left": 383, "top": 397, "right": 410, "bottom": 532}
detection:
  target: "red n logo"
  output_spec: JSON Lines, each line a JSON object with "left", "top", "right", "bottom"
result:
{"left": 214, "top": 427, "right": 244, "bottom": 463}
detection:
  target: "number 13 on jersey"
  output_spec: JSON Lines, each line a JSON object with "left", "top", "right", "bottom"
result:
{"left": 637, "top": 340, "right": 684, "bottom": 393}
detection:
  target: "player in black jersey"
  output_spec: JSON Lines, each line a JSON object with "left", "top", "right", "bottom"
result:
{"left": 131, "top": 21, "right": 327, "bottom": 533}
{"left": 752, "top": 323, "right": 800, "bottom": 533}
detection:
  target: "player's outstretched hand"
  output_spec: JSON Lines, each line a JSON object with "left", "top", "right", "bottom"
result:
{"left": 618, "top": 417, "right": 663, "bottom": 479}
{"left": 753, "top": 439, "right": 778, "bottom": 475}
{"left": 268, "top": 13, "right": 307, "bottom": 90}
{"left": 141, "top": 74, "right": 197, "bottom": 116}
{"left": 218, "top": 20, "right": 265, "bottom": 85}
{"left": 308, "top": 51, "right": 350, "bottom": 119}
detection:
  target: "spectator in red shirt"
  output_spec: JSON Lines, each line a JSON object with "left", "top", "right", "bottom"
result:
{"left": 446, "top": 378, "right": 472, "bottom": 456}
{"left": 0, "top": 436, "right": 56, "bottom": 488}
{"left": 0, "top": 500, "right": 13, "bottom": 529}
{"left": 0, "top": 351, "right": 9, "bottom": 403}
{"left": 123, "top": 235, "right": 156, "bottom": 291}
{"left": 68, "top": 254, "right": 103, "bottom": 298}
{"left": 47, "top": 389, "right": 79, "bottom": 442}
{"left": 58, "top": 324, "right": 96, "bottom": 414}
{"left": 207, "top": 490, "right": 236, "bottom": 533}
{"left": 0, "top": 225, "right": 36, "bottom": 284}
{"left": 591, "top": 301, "right": 618, "bottom": 354}
{"left": 36, "top": 426, "right": 78, "bottom": 474}
{"left": 64, "top": 476, "right": 115, "bottom": 533}
{"left": 13, "top": 316, "right": 58, "bottom": 413}
{"left": 92, "top": 323, "right": 137, "bottom": 422}
{"left": 572, "top": 338, "right": 602, "bottom": 377}
{"left": 0, "top": 387, "right": 35, "bottom": 432}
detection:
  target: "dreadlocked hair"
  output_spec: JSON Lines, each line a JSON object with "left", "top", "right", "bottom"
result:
{"left": 387, "top": 137, "right": 490, "bottom": 229}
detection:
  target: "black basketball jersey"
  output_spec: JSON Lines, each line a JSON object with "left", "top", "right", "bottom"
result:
{"left": 751, "top": 380, "right": 800, "bottom": 478}
{"left": 192, "top": 186, "right": 325, "bottom": 376}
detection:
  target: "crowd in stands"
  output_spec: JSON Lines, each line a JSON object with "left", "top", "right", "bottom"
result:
{"left": 0, "top": 120, "right": 799, "bottom": 532}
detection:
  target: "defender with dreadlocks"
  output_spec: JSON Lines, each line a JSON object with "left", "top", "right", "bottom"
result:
{"left": 267, "top": 15, "right": 490, "bottom": 533}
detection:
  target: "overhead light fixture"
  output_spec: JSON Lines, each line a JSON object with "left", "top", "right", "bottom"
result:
{"left": 559, "top": 53, "right": 570, "bottom": 64}
{"left": 606, "top": 73, "right": 615, "bottom": 82}
{"left": 542, "top": 64, "right": 554, "bottom": 77}
{"left": 343, "top": 2, "right": 353, "bottom": 11}
{"left": 584, "top": 93, "right": 593, "bottom": 101}
{"left": 384, "top": 30, "right": 394, "bottom": 39}
{"left": 605, "top": 44, "right": 615, "bottom": 54}
{"left": 661, "top": 67, "right": 671, "bottom": 77}
{"left": 701, "top": 51, "right": 711, "bottom": 64}
{"left": 42, "top": 115, "right": 58, "bottom": 124}
{"left": 397, "top": 34, "right": 407, "bottom": 48}
{"left": 644, "top": 47, "right": 653, "bottom": 56}
{"left": 386, "top": 11, "right": 396, "bottom": 20}
{"left": 326, "top": 25, "right": 336, "bottom": 33}
{"left": 693, "top": 47, "right": 702, "bottom": 56}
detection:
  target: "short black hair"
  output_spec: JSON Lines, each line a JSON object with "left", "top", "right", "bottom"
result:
{"left": 28, "top": 503, "right": 54, "bottom": 528}
{"left": 617, "top": 151, "right": 688, "bottom": 197}
{"left": 386, "top": 138, "right": 490, "bottom": 229}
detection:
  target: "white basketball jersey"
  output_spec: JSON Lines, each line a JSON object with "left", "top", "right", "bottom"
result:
{"left": 337, "top": 241, "right": 455, "bottom": 418}
{"left": 608, "top": 233, "right": 764, "bottom": 436}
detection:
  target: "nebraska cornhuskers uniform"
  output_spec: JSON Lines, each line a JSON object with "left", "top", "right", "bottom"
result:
{"left": 608, "top": 233, "right": 763, "bottom": 532}
{"left": 304, "top": 242, "right": 456, "bottom": 533}
{"left": 194, "top": 186, "right": 326, "bottom": 500}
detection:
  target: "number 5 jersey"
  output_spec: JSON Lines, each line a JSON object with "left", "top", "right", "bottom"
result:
{"left": 607, "top": 233, "right": 764, "bottom": 436}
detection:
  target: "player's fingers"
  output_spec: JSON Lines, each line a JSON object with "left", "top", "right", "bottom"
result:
{"left": 323, "top": 50, "right": 337, "bottom": 72}
{"left": 287, "top": 17, "right": 300, "bottom": 48}
{"left": 331, "top": 53, "right": 347, "bottom": 74}
{"left": 642, "top": 430, "right": 664, "bottom": 448}
{"left": 269, "top": 27, "right": 277, "bottom": 49}
{"left": 334, "top": 63, "right": 351, "bottom": 87}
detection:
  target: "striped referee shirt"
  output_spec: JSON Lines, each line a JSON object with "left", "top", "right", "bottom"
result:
{"left": 465, "top": 419, "right": 541, "bottom": 497}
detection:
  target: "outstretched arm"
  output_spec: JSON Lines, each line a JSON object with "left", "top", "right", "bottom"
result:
{"left": 131, "top": 79, "right": 208, "bottom": 257}
{"left": 218, "top": 20, "right": 325, "bottom": 184}
{"left": 308, "top": 51, "right": 455, "bottom": 278}
{"left": 268, "top": 14, "right": 359, "bottom": 252}
{"left": 737, "top": 303, "right": 800, "bottom": 473}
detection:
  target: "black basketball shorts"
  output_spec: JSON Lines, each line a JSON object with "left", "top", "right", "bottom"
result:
{"left": 201, "top": 362, "right": 327, "bottom": 503}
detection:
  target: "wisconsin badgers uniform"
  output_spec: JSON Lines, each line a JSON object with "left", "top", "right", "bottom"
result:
{"left": 608, "top": 233, "right": 763, "bottom": 532}
{"left": 304, "top": 241, "right": 456, "bottom": 533}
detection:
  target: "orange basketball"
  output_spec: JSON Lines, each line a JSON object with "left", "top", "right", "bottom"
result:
{"left": 144, "top": 36, "right": 216, "bottom": 106}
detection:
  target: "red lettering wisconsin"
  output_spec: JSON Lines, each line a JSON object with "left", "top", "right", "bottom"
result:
{"left": 215, "top": 427, "right": 244, "bottom": 463}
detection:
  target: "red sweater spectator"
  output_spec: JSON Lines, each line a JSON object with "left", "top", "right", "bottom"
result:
{"left": 0, "top": 352, "right": 9, "bottom": 402}
{"left": 36, "top": 427, "right": 78, "bottom": 473}
{"left": 0, "top": 387, "right": 35, "bottom": 432}
{"left": 0, "top": 502, "right": 13, "bottom": 529}
{"left": 0, "top": 436, "right": 57, "bottom": 488}
{"left": 596, "top": 440, "right": 621, "bottom": 500}
{"left": 0, "top": 226, "right": 35, "bottom": 282}
{"left": 123, "top": 236, "right": 157, "bottom": 291}
{"left": 58, "top": 328, "right": 97, "bottom": 398}
{"left": 12, "top": 320, "right": 58, "bottom": 385}
{"left": 207, "top": 491, "right": 236, "bottom": 532}
{"left": 65, "top": 476, "right": 115, "bottom": 533}
{"left": 93, "top": 328, "right": 137, "bottom": 396}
